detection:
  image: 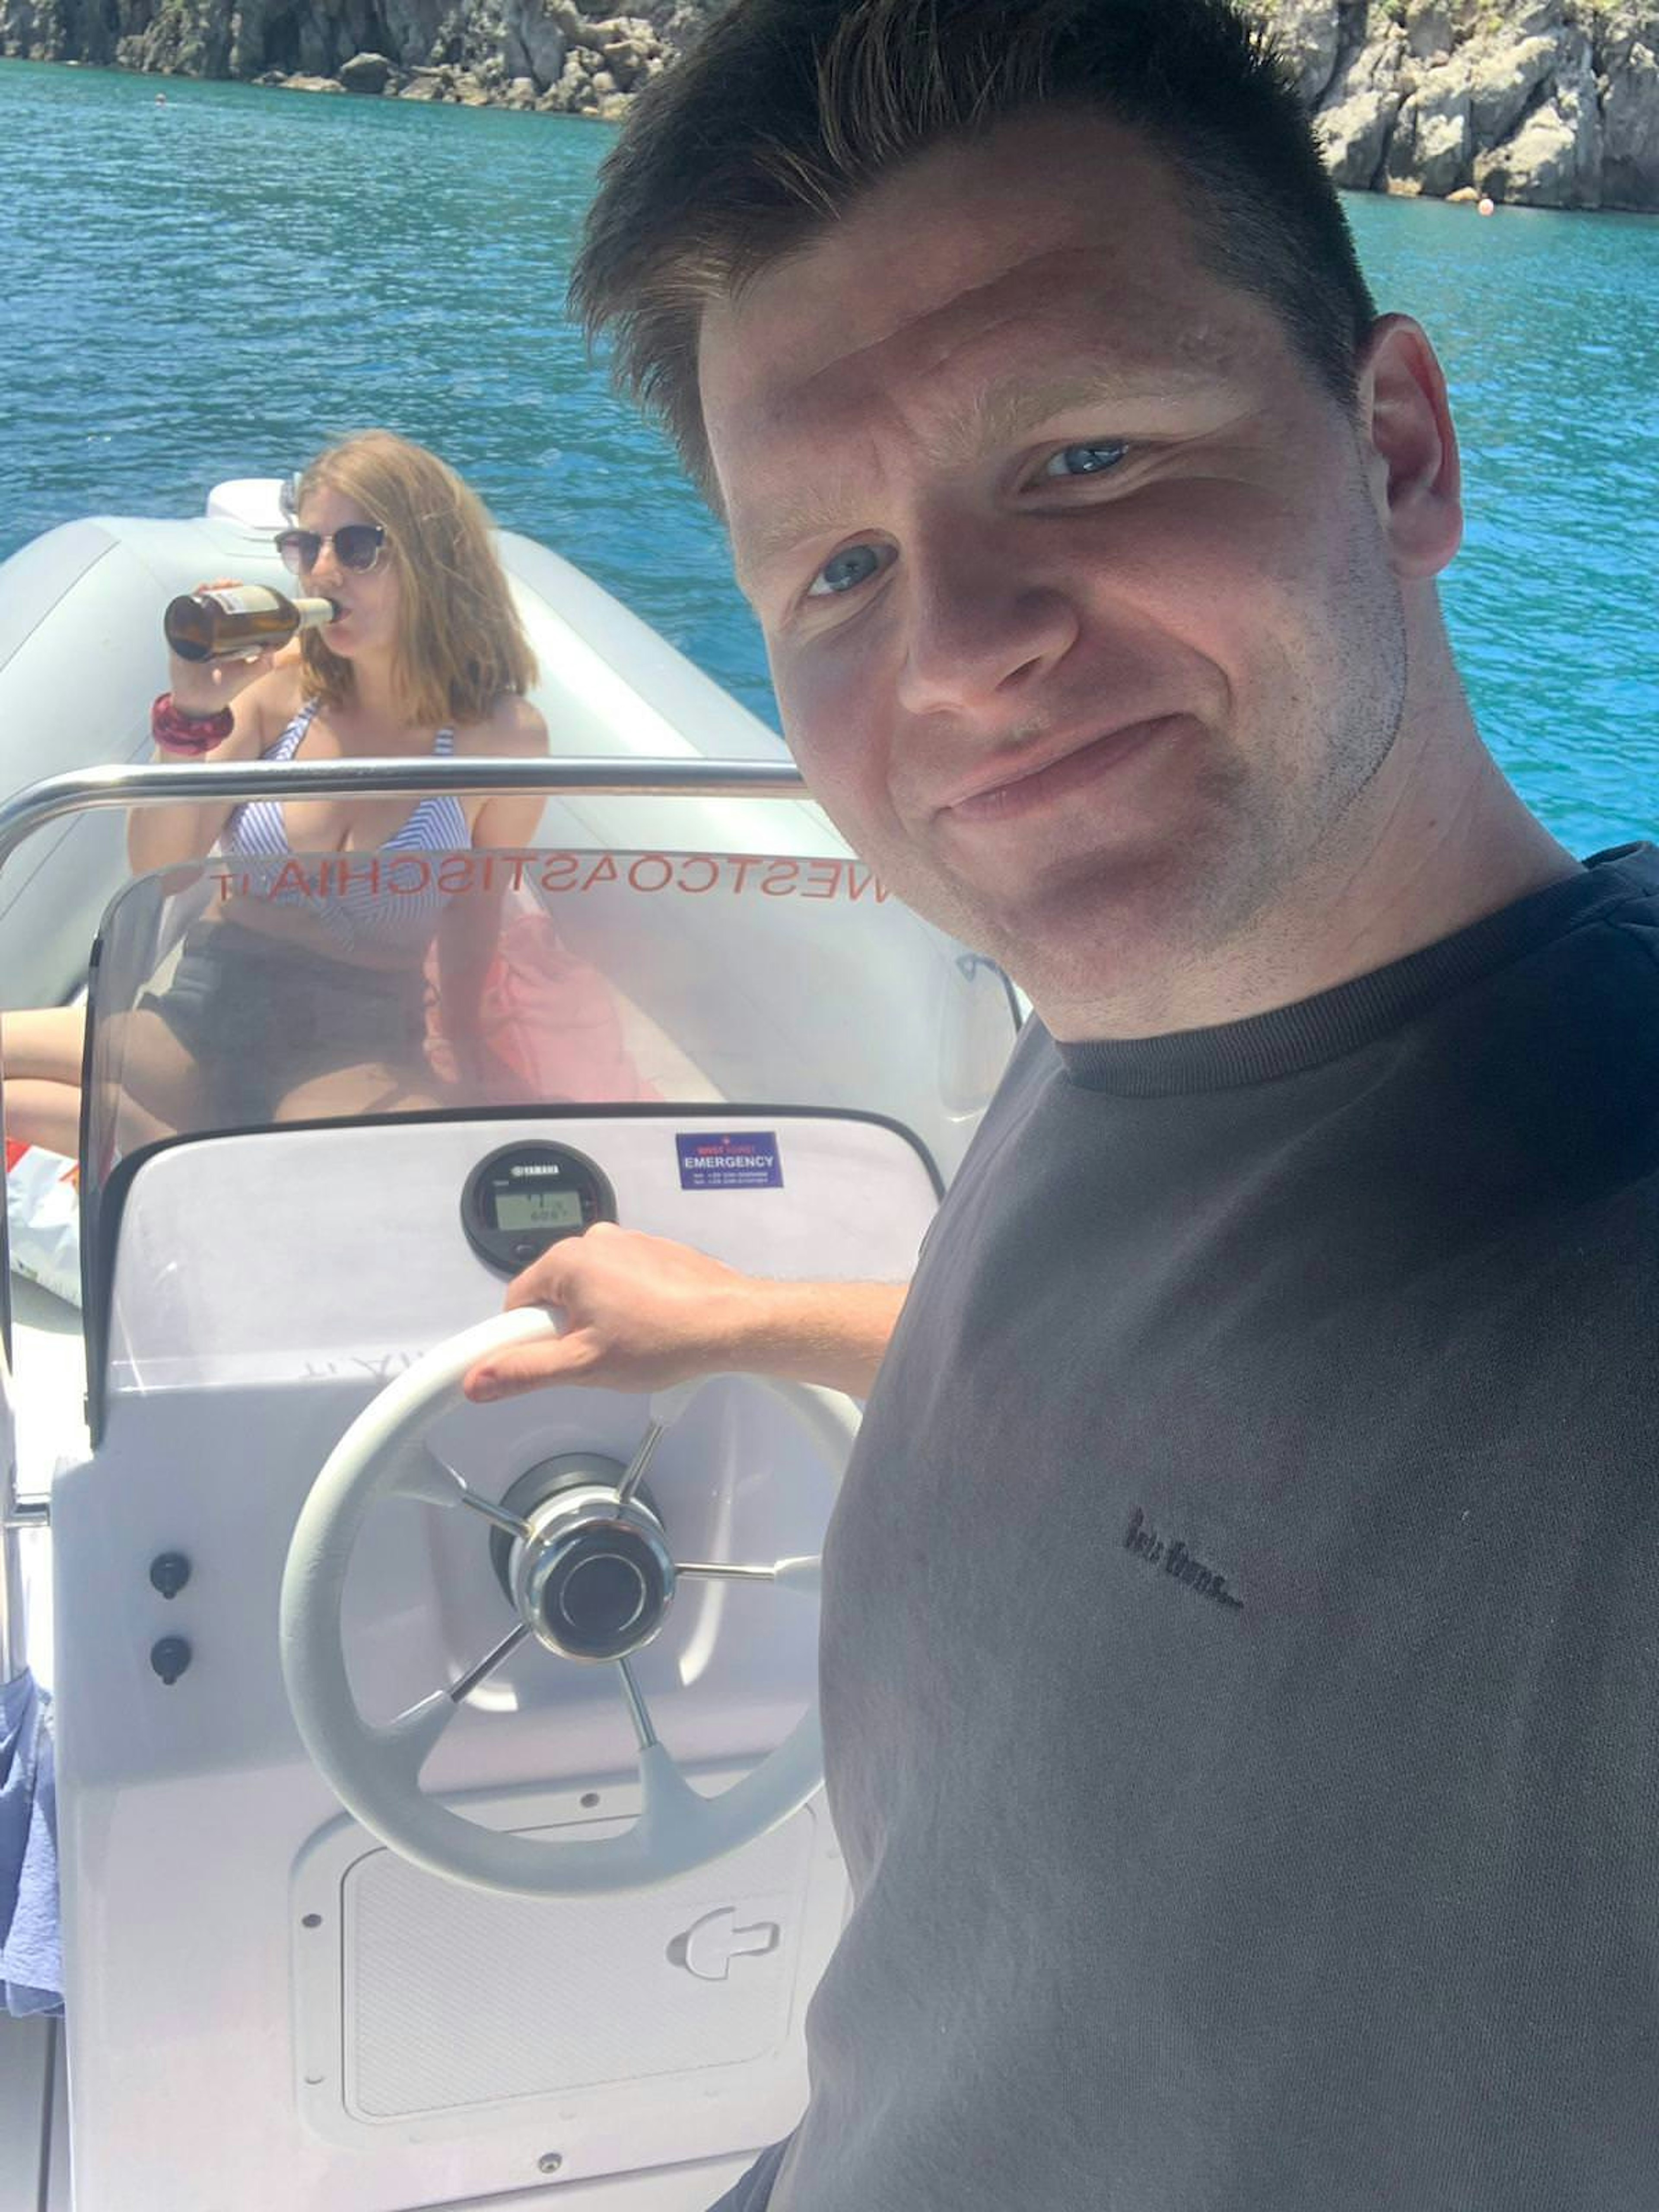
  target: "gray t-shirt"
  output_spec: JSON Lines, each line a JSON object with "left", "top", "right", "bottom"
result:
{"left": 776, "top": 845, "right": 1659, "bottom": 2212}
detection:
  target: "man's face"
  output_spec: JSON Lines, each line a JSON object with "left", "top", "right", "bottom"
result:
{"left": 698, "top": 114, "right": 1417, "bottom": 1030}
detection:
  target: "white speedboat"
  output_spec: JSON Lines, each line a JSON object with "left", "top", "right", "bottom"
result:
{"left": 0, "top": 487, "right": 1019, "bottom": 2209}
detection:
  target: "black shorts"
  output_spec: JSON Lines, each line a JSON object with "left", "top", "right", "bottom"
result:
{"left": 138, "top": 920, "right": 426, "bottom": 1128}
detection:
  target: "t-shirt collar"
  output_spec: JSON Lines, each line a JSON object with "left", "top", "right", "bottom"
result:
{"left": 1058, "top": 845, "right": 1659, "bottom": 1097}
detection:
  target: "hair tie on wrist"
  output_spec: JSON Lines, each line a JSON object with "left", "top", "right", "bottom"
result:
{"left": 151, "top": 692, "right": 233, "bottom": 756}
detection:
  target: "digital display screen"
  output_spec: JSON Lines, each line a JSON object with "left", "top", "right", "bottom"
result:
{"left": 493, "top": 1188, "right": 584, "bottom": 1232}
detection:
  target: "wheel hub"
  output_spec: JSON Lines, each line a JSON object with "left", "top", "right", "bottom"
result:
{"left": 509, "top": 1475, "right": 677, "bottom": 1662}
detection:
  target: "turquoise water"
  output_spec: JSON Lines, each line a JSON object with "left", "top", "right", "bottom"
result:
{"left": 3, "top": 57, "right": 1655, "bottom": 850}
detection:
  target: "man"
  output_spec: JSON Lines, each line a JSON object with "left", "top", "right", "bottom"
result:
{"left": 467, "top": 3, "right": 1659, "bottom": 2204}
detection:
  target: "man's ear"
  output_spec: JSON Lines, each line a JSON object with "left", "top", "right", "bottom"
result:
{"left": 1356, "top": 313, "right": 1464, "bottom": 579}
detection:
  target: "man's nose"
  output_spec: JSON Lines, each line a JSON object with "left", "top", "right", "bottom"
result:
{"left": 895, "top": 524, "right": 1078, "bottom": 719}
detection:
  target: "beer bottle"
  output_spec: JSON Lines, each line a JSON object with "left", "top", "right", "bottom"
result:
{"left": 163, "top": 585, "right": 338, "bottom": 664}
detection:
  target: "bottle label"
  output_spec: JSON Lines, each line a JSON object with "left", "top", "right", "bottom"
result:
{"left": 199, "top": 587, "right": 282, "bottom": 616}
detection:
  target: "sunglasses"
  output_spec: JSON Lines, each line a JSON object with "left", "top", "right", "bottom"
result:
{"left": 274, "top": 523, "right": 387, "bottom": 575}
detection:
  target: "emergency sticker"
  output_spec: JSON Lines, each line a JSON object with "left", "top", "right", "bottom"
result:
{"left": 676, "top": 1131, "right": 783, "bottom": 1191}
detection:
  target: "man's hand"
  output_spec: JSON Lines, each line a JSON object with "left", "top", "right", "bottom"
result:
{"left": 461, "top": 1222, "right": 906, "bottom": 1404}
{"left": 464, "top": 1223, "right": 757, "bottom": 1400}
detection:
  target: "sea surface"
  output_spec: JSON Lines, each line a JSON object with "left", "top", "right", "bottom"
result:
{"left": 2, "top": 57, "right": 1655, "bottom": 852}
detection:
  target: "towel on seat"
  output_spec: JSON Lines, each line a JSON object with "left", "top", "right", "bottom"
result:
{"left": 0, "top": 1670, "right": 61, "bottom": 2017}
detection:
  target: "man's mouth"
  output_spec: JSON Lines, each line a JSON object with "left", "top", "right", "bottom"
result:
{"left": 942, "top": 716, "right": 1179, "bottom": 822}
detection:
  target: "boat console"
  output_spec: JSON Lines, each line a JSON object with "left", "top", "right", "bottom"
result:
{"left": 4, "top": 806, "right": 1017, "bottom": 2210}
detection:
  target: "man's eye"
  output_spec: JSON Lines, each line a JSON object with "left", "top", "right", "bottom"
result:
{"left": 1040, "top": 442, "right": 1128, "bottom": 480}
{"left": 807, "top": 544, "right": 892, "bottom": 598}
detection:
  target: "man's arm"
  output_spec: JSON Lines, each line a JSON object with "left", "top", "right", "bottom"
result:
{"left": 461, "top": 1220, "right": 906, "bottom": 1404}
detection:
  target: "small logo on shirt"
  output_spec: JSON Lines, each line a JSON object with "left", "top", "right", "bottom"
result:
{"left": 1122, "top": 1506, "right": 1244, "bottom": 1613}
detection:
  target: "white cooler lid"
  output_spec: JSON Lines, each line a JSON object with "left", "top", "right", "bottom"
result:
{"left": 203, "top": 478, "right": 291, "bottom": 530}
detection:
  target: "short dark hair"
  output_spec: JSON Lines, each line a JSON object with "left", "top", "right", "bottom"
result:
{"left": 571, "top": 0, "right": 1378, "bottom": 495}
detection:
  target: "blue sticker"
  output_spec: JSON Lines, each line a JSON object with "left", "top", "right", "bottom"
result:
{"left": 676, "top": 1131, "right": 783, "bottom": 1191}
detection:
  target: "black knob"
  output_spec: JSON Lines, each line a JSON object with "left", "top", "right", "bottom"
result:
{"left": 149, "top": 1551, "right": 191, "bottom": 1600}
{"left": 150, "top": 1636, "right": 192, "bottom": 1686}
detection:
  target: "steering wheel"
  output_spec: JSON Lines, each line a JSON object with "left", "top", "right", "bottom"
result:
{"left": 279, "top": 1307, "right": 858, "bottom": 1898}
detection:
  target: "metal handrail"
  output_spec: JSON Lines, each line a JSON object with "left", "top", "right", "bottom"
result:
{"left": 0, "top": 754, "right": 810, "bottom": 1682}
{"left": 0, "top": 754, "right": 810, "bottom": 875}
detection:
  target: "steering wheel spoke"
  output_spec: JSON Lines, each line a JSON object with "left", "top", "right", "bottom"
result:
{"left": 392, "top": 1447, "right": 532, "bottom": 1543}
{"left": 448, "top": 1620, "right": 533, "bottom": 1705}
{"left": 374, "top": 1687, "right": 461, "bottom": 1783}
{"left": 615, "top": 1420, "right": 666, "bottom": 1511}
{"left": 636, "top": 1739, "right": 712, "bottom": 1855}
{"left": 362, "top": 1621, "right": 535, "bottom": 1796}
{"left": 615, "top": 1381, "right": 704, "bottom": 1510}
{"left": 677, "top": 1554, "right": 822, "bottom": 1596}
{"left": 615, "top": 1654, "right": 660, "bottom": 1751}
{"left": 772, "top": 1554, "right": 822, "bottom": 1595}
{"left": 388, "top": 1451, "right": 467, "bottom": 1511}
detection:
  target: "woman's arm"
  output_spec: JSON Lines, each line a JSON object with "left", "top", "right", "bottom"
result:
{"left": 430, "top": 698, "right": 551, "bottom": 1079}
{"left": 126, "top": 616, "right": 300, "bottom": 875}
{"left": 468, "top": 695, "right": 550, "bottom": 852}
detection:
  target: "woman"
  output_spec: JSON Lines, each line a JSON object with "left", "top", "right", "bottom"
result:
{"left": 3, "top": 430, "right": 549, "bottom": 1152}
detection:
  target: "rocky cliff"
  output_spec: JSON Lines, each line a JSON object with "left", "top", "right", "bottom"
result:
{"left": 1248, "top": 0, "right": 1659, "bottom": 209}
{"left": 0, "top": 0, "right": 718, "bottom": 115}
{"left": 3, "top": 0, "right": 1656, "bottom": 208}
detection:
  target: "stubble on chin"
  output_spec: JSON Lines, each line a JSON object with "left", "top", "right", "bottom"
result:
{"left": 882, "top": 737, "right": 1261, "bottom": 988}
{"left": 892, "top": 655, "right": 1408, "bottom": 1036}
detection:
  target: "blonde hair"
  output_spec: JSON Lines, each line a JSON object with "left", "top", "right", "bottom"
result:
{"left": 292, "top": 430, "right": 538, "bottom": 727}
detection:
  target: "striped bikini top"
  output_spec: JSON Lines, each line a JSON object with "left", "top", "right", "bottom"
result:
{"left": 216, "top": 700, "right": 470, "bottom": 955}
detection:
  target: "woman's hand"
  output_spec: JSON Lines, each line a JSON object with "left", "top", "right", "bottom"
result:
{"left": 132, "top": 595, "right": 297, "bottom": 872}
{"left": 166, "top": 579, "right": 280, "bottom": 719}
